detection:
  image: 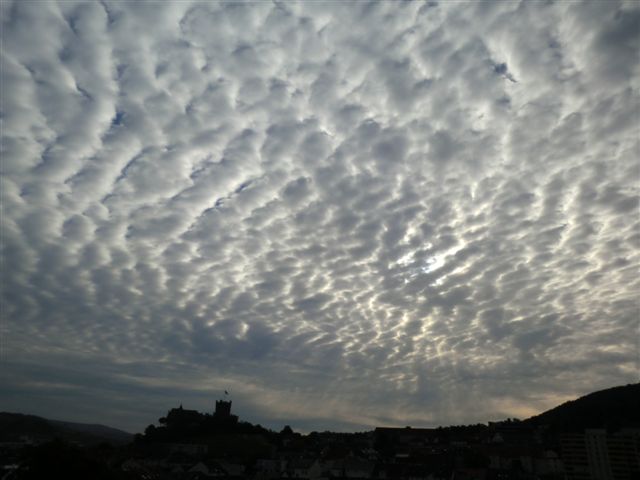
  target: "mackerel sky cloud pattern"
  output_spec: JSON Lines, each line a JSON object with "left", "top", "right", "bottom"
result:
{"left": 1, "top": 1, "right": 639, "bottom": 432}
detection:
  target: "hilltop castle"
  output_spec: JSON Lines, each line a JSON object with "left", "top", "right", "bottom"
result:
{"left": 160, "top": 397, "right": 238, "bottom": 430}
{"left": 213, "top": 399, "right": 238, "bottom": 424}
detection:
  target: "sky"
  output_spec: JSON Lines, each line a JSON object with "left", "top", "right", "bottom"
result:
{"left": 1, "top": 0, "right": 639, "bottom": 434}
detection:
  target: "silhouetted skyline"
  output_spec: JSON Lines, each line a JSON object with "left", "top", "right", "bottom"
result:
{"left": 2, "top": 385, "right": 639, "bottom": 480}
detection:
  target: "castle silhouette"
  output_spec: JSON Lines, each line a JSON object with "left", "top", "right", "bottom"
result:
{"left": 161, "top": 398, "right": 238, "bottom": 429}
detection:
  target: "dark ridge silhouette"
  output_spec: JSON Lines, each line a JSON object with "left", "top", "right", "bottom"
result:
{"left": 0, "top": 412, "right": 133, "bottom": 446}
{"left": 5, "top": 439, "right": 132, "bottom": 480}
{"left": 523, "top": 383, "right": 640, "bottom": 431}
{"left": 2, "top": 386, "right": 639, "bottom": 480}
{"left": 47, "top": 419, "right": 133, "bottom": 445}
{"left": 0, "top": 412, "right": 57, "bottom": 444}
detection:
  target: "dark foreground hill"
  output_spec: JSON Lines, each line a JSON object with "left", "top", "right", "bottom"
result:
{"left": 524, "top": 383, "right": 640, "bottom": 431}
{"left": 0, "top": 412, "right": 133, "bottom": 446}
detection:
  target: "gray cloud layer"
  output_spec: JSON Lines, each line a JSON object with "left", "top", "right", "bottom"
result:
{"left": 1, "top": 0, "right": 639, "bottom": 432}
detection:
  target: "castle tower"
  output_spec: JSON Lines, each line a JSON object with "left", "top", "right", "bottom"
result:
{"left": 215, "top": 399, "right": 232, "bottom": 418}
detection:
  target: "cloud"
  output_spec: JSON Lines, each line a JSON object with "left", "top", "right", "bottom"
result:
{"left": 1, "top": 0, "right": 638, "bottom": 433}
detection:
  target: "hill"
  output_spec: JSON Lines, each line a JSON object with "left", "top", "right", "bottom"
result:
{"left": 0, "top": 412, "right": 133, "bottom": 446}
{"left": 524, "top": 383, "right": 640, "bottom": 431}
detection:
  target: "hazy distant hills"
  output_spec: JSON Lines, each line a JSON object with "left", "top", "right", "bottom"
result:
{"left": 0, "top": 412, "right": 133, "bottom": 446}
{"left": 524, "top": 383, "right": 640, "bottom": 431}
{"left": 2, "top": 384, "right": 638, "bottom": 445}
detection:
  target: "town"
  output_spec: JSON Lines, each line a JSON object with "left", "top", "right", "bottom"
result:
{"left": 1, "top": 384, "right": 639, "bottom": 480}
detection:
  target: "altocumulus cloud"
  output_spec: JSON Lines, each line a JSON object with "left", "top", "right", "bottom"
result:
{"left": 1, "top": 1, "right": 639, "bottom": 432}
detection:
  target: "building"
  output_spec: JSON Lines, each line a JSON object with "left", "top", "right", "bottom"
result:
{"left": 214, "top": 399, "right": 238, "bottom": 424}
{"left": 163, "top": 404, "right": 203, "bottom": 428}
{"left": 215, "top": 400, "right": 232, "bottom": 417}
{"left": 561, "top": 429, "right": 640, "bottom": 480}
